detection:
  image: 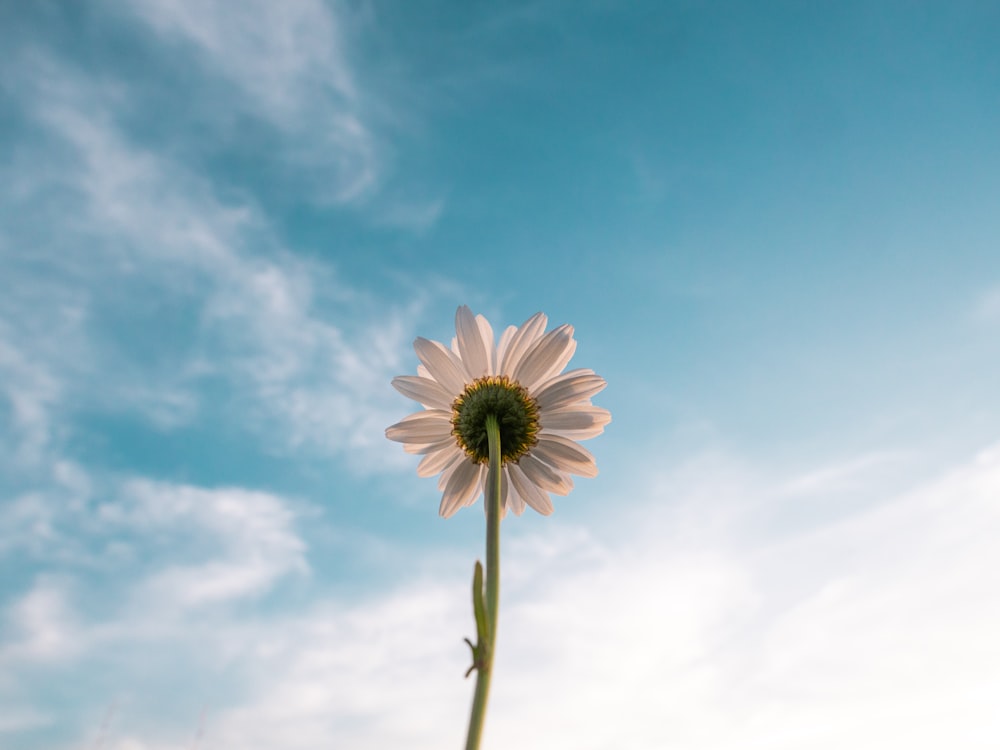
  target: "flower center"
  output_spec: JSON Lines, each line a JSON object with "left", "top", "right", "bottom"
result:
{"left": 451, "top": 375, "right": 540, "bottom": 464}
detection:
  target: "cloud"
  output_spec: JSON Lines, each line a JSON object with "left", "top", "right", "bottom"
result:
{"left": 0, "top": 579, "right": 81, "bottom": 664}
{"left": 123, "top": 0, "right": 379, "bottom": 204}
{"left": 778, "top": 450, "right": 908, "bottom": 495}
{"left": 0, "top": 707, "right": 50, "bottom": 735}
{"left": 975, "top": 283, "right": 1000, "bottom": 323}
{"left": 0, "top": 34, "right": 456, "bottom": 742}
{"left": 0, "top": 48, "right": 442, "bottom": 471}
{"left": 371, "top": 195, "right": 447, "bottom": 233}
{"left": 236, "top": 442, "right": 1000, "bottom": 748}
{"left": 0, "top": 2, "right": 456, "bottom": 484}
{"left": 0, "top": 473, "right": 315, "bottom": 746}
{"left": 12, "top": 442, "right": 994, "bottom": 749}
{"left": 0, "top": 324, "right": 63, "bottom": 468}
{"left": 0, "top": 473, "right": 311, "bottom": 648}
{"left": 103, "top": 480, "right": 309, "bottom": 608}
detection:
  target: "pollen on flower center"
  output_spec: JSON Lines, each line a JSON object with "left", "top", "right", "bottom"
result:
{"left": 451, "top": 375, "right": 540, "bottom": 465}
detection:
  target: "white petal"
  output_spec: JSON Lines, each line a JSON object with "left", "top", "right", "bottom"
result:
{"left": 512, "top": 324, "right": 576, "bottom": 391}
{"left": 532, "top": 367, "right": 594, "bottom": 390}
{"left": 539, "top": 405, "right": 612, "bottom": 436}
{"left": 437, "top": 452, "right": 465, "bottom": 489}
{"left": 519, "top": 453, "right": 573, "bottom": 496}
{"left": 418, "top": 447, "right": 463, "bottom": 477}
{"left": 500, "top": 312, "right": 547, "bottom": 376}
{"left": 534, "top": 434, "right": 599, "bottom": 478}
{"left": 385, "top": 410, "right": 453, "bottom": 443}
{"left": 508, "top": 463, "right": 554, "bottom": 515}
{"left": 534, "top": 370, "right": 607, "bottom": 410}
{"left": 495, "top": 325, "right": 517, "bottom": 371}
{"left": 455, "top": 306, "right": 490, "bottom": 379}
{"left": 477, "top": 464, "right": 507, "bottom": 517}
{"left": 413, "top": 337, "right": 469, "bottom": 396}
{"left": 502, "top": 467, "right": 526, "bottom": 516}
{"left": 403, "top": 436, "right": 458, "bottom": 454}
{"left": 542, "top": 425, "right": 607, "bottom": 441}
{"left": 439, "top": 460, "right": 483, "bottom": 517}
{"left": 391, "top": 375, "right": 454, "bottom": 409}
{"left": 466, "top": 466, "right": 486, "bottom": 509}
{"left": 476, "top": 314, "right": 497, "bottom": 375}
{"left": 494, "top": 468, "right": 510, "bottom": 519}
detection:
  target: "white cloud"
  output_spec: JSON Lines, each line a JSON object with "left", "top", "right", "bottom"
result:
{"left": 0, "top": 51, "right": 440, "bottom": 470}
{"left": 201, "top": 583, "right": 472, "bottom": 750}
{"left": 0, "top": 4, "right": 460, "bottom": 495}
{"left": 0, "top": 346, "right": 59, "bottom": 468}
{"left": 0, "top": 474, "right": 310, "bottom": 653}
{"left": 0, "top": 474, "right": 315, "bottom": 747}
{"left": 125, "top": 0, "right": 378, "bottom": 204}
{"left": 18, "top": 442, "right": 993, "bottom": 750}
{"left": 254, "top": 442, "right": 1000, "bottom": 748}
{"left": 779, "top": 450, "right": 907, "bottom": 495}
{"left": 0, "top": 304, "right": 79, "bottom": 469}
{"left": 0, "top": 579, "right": 81, "bottom": 664}
{"left": 0, "top": 493, "right": 57, "bottom": 558}
{"left": 975, "top": 284, "right": 1000, "bottom": 323}
{"left": 0, "top": 706, "right": 51, "bottom": 734}
{"left": 89, "top": 479, "right": 309, "bottom": 610}
{"left": 372, "top": 195, "right": 447, "bottom": 233}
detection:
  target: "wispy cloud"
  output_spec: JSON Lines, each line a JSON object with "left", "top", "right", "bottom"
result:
{"left": 1, "top": 473, "right": 311, "bottom": 643}
{"left": 0, "top": 39, "right": 454, "bottom": 744}
{"left": 103, "top": 480, "right": 309, "bottom": 608}
{"left": 0, "top": 49, "right": 440, "bottom": 470}
{"left": 0, "top": 322, "right": 63, "bottom": 469}
{"left": 122, "top": 0, "right": 379, "bottom": 204}
{"left": 0, "top": 469, "right": 316, "bottom": 745}
{"left": 779, "top": 450, "right": 908, "bottom": 496}
{"left": 1, "top": 579, "right": 81, "bottom": 664}
{"left": 0, "top": 0, "right": 456, "bottom": 490}
{"left": 107, "top": 0, "right": 447, "bottom": 224}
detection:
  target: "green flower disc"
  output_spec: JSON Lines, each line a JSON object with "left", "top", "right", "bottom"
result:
{"left": 451, "top": 376, "right": 540, "bottom": 464}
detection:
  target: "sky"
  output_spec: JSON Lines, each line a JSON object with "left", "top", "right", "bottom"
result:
{"left": 2, "top": 1, "right": 999, "bottom": 748}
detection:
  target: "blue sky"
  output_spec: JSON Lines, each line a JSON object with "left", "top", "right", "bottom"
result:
{"left": 2, "top": 1, "right": 999, "bottom": 748}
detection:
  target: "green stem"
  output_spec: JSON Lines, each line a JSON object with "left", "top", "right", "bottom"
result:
{"left": 465, "top": 414, "right": 502, "bottom": 750}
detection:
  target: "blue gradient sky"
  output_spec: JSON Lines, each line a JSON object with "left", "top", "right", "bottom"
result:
{"left": 2, "top": 2, "right": 999, "bottom": 748}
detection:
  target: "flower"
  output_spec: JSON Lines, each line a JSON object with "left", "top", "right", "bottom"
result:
{"left": 386, "top": 306, "right": 610, "bottom": 517}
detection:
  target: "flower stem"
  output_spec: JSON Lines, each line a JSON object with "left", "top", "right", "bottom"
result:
{"left": 465, "top": 413, "right": 502, "bottom": 750}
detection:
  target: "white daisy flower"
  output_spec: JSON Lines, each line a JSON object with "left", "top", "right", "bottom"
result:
{"left": 386, "top": 305, "right": 610, "bottom": 517}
